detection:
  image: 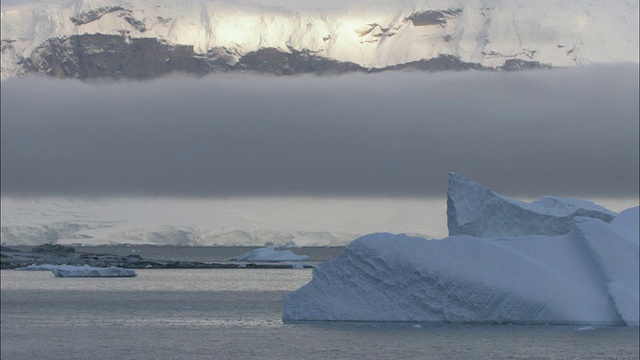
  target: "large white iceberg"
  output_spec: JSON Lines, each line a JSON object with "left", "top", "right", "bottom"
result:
{"left": 447, "top": 173, "right": 616, "bottom": 237}
{"left": 283, "top": 175, "right": 638, "bottom": 325}
{"left": 50, "top": 265, "right": 137, "bottom": 277}
{"left": 230, "top": 246, "right": 310, "bottom": 262}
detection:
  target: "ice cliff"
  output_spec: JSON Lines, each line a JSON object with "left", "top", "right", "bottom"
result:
{"left": 1, "top": 0, "right": 638, "bottom": 79}
{"left": 447, "top": 172, "right": 617, "bottom": 237}
{"left": 230, "top": 246, "right": 310, "bottom": 262}
{"left": 283, "top": 175, "right": 639, "bottom": 325}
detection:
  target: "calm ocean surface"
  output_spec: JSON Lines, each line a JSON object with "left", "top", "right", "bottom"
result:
{"left": 2, "top": 248, "right": 639, "bottom": 360}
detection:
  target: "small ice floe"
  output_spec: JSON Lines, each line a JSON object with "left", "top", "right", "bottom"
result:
{"left": 575, "top": 326, "right": 596, "bottom": 331}
{"left": 15, "top": 264, "right": 60, "bottom": 271}
{"left": 230, "top": 246, "right": 309, "bottom": 262}
{"left": 282, "top": 261, "right": 306, "bottom": 269}
{"left": 50, "top": 265, "right": 137, "bottom": 277}
{"left": 412, "top": 324, "right": 422, "bottom": 329}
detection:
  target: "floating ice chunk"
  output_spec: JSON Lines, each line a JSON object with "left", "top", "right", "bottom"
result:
{"left": 50, "top": 265, "right": 137, "bottom": 277}
{"left": 446, "top": 172, "right": 616, "bottom": 237}
{"left": 284, "top": 231, "right": 614, "bottom": 324}
{"left": 15, "top": 263, "right": 60, "bottom": 271}
{"left": 575, "top": 326, "right": 596, "bottom": 331}
{"left": 282, "top": 261, "right": 306, "bottom": 269}
{"left": 608, "top": 206, "right": 639, "bottom": 246}
{"left": 284, "top": 195, "right": 639, "bottom": 325}
{"left": 230, "top": 246, "right": 309, "bottom": 262}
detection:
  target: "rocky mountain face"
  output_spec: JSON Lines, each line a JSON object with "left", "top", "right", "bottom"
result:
{"left": 1, "top": 0, "right": 637, "bottom": 80}
{"left": 22, "top": 34, "right": 526, "bottom": 79}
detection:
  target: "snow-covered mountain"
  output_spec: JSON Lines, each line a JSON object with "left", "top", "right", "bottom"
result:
{"left": 0, "top": 197, "right": 441, "bottom": 247}
{"left": 1, "top": 0, "right": 637, "bottom": 79}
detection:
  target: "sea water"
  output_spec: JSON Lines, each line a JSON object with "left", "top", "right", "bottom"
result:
{"left": 2, "top": 265, "right": 639, "bottom": 359}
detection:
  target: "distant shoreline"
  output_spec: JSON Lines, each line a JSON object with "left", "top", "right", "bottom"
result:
{"left": 1, "top": 244, "right": 344, "bottom": 270}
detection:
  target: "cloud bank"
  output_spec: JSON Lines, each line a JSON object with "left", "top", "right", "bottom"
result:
{"left": 1, "top": 65, "right": 638, "bottom": 198}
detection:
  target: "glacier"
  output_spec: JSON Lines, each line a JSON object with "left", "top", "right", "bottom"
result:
{"left": 283, "top": 176, "right": 639, "bottom": 325}
{"left": 1, "top": 0, "right": 638, "bottom": 79}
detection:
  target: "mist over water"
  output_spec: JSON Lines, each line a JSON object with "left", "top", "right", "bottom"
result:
{"left": 1, "top": 64, "right": 638, "bottom": 199}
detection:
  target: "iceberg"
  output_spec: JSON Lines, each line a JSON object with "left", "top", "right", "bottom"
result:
{"left": 49, "top": 265, "right": 137, "bottom": 277}
{"left": 283, "top": 174, "right": 638, "bottom": 325}
{"left": 230, "top": 246, "right": 310, "bottom": 262}
{"left": 15, "top": 264, "right": 59, "bottom": 271}
{"left": 447, "top": 173, "right": 616, "bottom": 237}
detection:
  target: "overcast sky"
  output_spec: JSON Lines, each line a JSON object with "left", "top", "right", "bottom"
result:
{"left": 1, "top": 64, "right": 638, "bottom": 198}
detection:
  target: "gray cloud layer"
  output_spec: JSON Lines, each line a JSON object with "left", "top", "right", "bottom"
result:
{"left": 1, "top": 65, "right": 638, "bottom": 197}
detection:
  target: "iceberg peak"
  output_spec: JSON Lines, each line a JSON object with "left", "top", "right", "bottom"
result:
{"left": 284, "top": 174, "right": 638, "bottom": 325}
{"left": 446, "top": 173, "right": 616, "bottom": 238}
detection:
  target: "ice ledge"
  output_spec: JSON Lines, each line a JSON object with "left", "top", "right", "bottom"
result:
{"left": 446, "top": 172, "right": 616, "bottom": 237}
{"left": 283, "top": 173, "right": 638, "bottom": 325}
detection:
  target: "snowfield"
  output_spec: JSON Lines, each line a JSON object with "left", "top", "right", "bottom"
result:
{"left": 283, "top": 174, "right": 639, "bottom": 325}
{"left": 1, "top": 0, "right": 638, "bottom": 78}
{"left": 0, "top": 197, "right": 439, "bottom": 247}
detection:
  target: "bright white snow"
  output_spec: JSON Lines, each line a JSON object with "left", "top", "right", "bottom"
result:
{"left": 14, "top": 263, "right": 59, "bottom": 271}
{"left": 283, "top": 175, "right": 639, "bottom": 325}
{"left": 0, "top": 197, "right": 439, "bottom": 246}
{"left": 230, "top": 246, "right": 309, "bottom": 262}
{"left": 16, "top": 263, "right": 138, "bottom": 277}
{"left": 2, "top": 0, "right": 639, "bottom": 79}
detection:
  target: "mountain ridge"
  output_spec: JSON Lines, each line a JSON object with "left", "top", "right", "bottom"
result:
{"left": 1, "top": 0, "right": 638, "bottom": 79}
